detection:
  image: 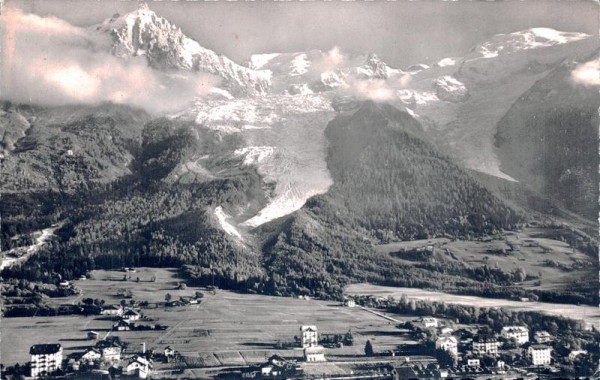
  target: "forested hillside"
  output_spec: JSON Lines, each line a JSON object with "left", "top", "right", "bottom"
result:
{"left": 312, "top": 100, "right": 521, "bottom": 242}
{"left": 259, "top": 101, "right": 529, "bottom": 298}
{"left": 495, "top": 59, "right": 600, "bottom": 221}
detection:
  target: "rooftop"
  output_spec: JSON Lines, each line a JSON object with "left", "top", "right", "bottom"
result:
{"left": 30, "top": 344, "right": 62, "bottom": 355}
{"left": 530, "top": 345, "right": 552, "bottom": 350}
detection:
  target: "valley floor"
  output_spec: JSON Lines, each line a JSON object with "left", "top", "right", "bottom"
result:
{"left": 346, "top": 283, "right": 600, "bottom": 330}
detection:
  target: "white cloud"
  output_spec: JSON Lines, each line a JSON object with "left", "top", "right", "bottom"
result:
{"left": 571, "top": 59, "right": 600, "bottom": 87}
{"left": 0, "top": 9, "right": 219, "bottom": 114}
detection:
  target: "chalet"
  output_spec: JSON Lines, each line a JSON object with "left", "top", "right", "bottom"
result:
{"left": 100, "top": 305, "right": 123, "bottom": 316}
{"left": 59, "top": 281, "right": 70, "bottom": 288}
{"left": 123, "top": 309, "right": 141, "bottom": 321}
{"left": 472, "top": 334, "right": 499, "bottom": 356}
{"left": 440, "top": 327, "right": 454, "bottom": 335}
{"left": 242, "top": 355, "right": 302, "bottom": 379}
{"left": 501, "top": 326, "right": 529, "bottom": 345}
{"left": 300, "top": 325, "right": 318, "bottom": 348}
{"left": 80, "top": 348, "right": 102, "bottom": 363}
{"left": 528, "top": 345, "right": 552, "bottom": 366}
{"left": 113, "top": 320, "right": 133, "bottom": 331}
{"left": 467, "top": 358, "right": 480, "bottom": 367}
{"left": 126, "top": 355, "right": 152, "bottom": 379}
{"left": 418, "top": 317, "right": 438, "bottom": 328}
{"left": 30, "top": 344, "right": 63, "bottom": 378}
{"left": 304, "top": 346, "right": 326, "bottom": 362}
{"left": 569, "top": 350, "right": 588, "bottom": 361}
{"left": 435, "top": 336, "right": 458, "bottom": 356}
{"left": 96, "top": 340, "right": 122, "bottom": 362}
{"left": 344, "top": 299, "right": 356, "bottom": 308}
{"left": 534, "top": 331, "right": 552, "bottom": 344}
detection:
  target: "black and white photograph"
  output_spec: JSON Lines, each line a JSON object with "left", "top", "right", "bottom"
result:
{"left": 0, "top": 0, "right": 598, "bottom": 379}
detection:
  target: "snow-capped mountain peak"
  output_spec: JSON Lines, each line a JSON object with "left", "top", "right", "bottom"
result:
{"left": 474, "top": 27, "right": 590, "bottom": 58}
{"left": 95, "top": 3, "right": 271, "bottom": 96}
{"left": 357, "top": 53, "right": 402, "bottom": 79}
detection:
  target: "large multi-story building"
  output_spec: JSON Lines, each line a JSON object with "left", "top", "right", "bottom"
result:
{"left": 528, "top": 345, "right": 552, "bottom": 366}
{"left": 435, "top": 336, "right": 458, "bottom": 356}
{"left": 30, "top": 344, "right": 62, "bottom": 378}
{"left": 472, "top": 334, "right": 499, "bottom": 356}
{"left": 501, "top": 326, "right": 529, "bottom": 345}
{"left": 300, "top": 325, "right": 318, "bottom": 348}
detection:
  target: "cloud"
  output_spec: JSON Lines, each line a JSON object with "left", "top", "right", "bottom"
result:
{"left": 0, "top": 9, "right": 219, "bottom": 114}
{"left": 312, "top": 46, "right": 347, "bottom": 72}
{"left": 571, "top": 59, "right": 600, "bottom": 87}
{"left": 341, "top": 73, "right": 413, "bottom": 102}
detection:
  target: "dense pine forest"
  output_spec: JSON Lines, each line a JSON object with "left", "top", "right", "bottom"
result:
{"left": 1, "top": 101, "right": 597, "bottom": 305}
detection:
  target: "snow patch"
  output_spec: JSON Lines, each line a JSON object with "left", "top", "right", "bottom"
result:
{"left": 250, "top": 53, "right": 281, "bottom": 69}
{"left": 405, "top": 107, "right": 418, "bottom": 118}
{"left": 289, "top": 53, "right": 311, "bottom": 76}
{"left": 437, "top": 58, "right": 456, "bottom": 67}
{"left": 288, "top": 84, "right": 314, "bottom": 95}
{"left": 433, "top": 76, "right": 469, "bottom": 102}
{"left": 397, "top": 89, "right": 440, "bottom": 106}
{"left": 214, "top": 206, "right": 243, "bottom": 239}
{"left": 234, "top": 146, "right": 275, "bottom": 166}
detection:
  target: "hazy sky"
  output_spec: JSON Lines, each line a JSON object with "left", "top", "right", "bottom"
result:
{"left": 6, "top": 0, "right": 599, "bottom": 68}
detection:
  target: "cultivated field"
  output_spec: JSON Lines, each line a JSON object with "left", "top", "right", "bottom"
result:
{"left": 346, "top": 283, "right": 600, "bottom": 329}
{"left": 2, "top": 268, "right": 419, "bottom": 367}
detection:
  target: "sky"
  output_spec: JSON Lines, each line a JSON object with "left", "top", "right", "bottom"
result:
{"left": 7, "top": 0, "right": 599, "bottom": 69}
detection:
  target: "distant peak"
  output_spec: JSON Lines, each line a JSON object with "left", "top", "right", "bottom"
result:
{"left": 137, "top": 2, "right": 151, "bottom": 12}
{"left": 366, "top": 53, "right": 382, "bottom": 64}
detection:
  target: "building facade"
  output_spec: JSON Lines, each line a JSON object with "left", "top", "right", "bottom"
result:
{"left": 472, "top": 335, "right": 499, "bottom": 356}
{"left": 528, "top": 345, "right": 552, "bottom": 366}
{"left": 534, "top": 331, "right": 552, "bottom": 344}
{"left": 300, "top": 325, "right": 318, "bottom": 348}
{"left": 419, "top": 317, "right": 438, "bottom": 328}
{"left": 435, "top": 336, "right": 458, "bottom": 356}
{"left": 501, "top": 326, "right": 529, "bottom": 345}
{"left": 30, "top": 344, "right": 63, "bottom": 378}
{"left": 304, "top": 346, "right": 326, "bottom": 362}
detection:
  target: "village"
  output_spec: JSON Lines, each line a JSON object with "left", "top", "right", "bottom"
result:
{"left": 1, "top": 268, "right": 597, "bottom": 379}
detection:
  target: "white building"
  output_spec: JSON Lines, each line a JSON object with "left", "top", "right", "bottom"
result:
{"left": 344, "top": 299, "right": 356, "bottom": 308}
{"left": 435, "top": 336, "right": 458, "bottom": 356}
{"left": 528, "top": 345, "right": 552, "bottom": 366}
{"left": 304, "top": 346, "right": 326, "bottom": 362}
{"left": 419, "top": 317, "right": 438, "bottom": 328}
{"left": 569, "top": 350, "right": 588, "bottom": 361}
{"left": 501, "top": 326, "right": 529, "bottom": 345}
{"left": 80, "top": 348, "right": 101, "bottom": 363}
{"left": 30, "top": 344, "right": 63, "bottom": 378}
{"left": 123, "top": 309, "right": 141, "bottom": 321}
{"left": 97, "top": 341, "right": 122, "bottom": 362}
{"left": 301, "top": 325, "right": 318, "bottom": 348}
{"left": 534, "top": 331, "right": 552, "bottom": 344}
{"left": 467, "top": 358, "right": 480, "bottom": 367}
{"left": 126, "top": 355, "right": 152, "bottom": 379}
{"left": 100, "top": 305, "right": 123, "bottom": 316}
{"left": 472, "top": 335, "right": 499, "bottom": 356}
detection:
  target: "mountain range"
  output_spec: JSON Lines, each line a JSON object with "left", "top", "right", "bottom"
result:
{"left": 1, "top": 4, "right": 597, "bottom": 302}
